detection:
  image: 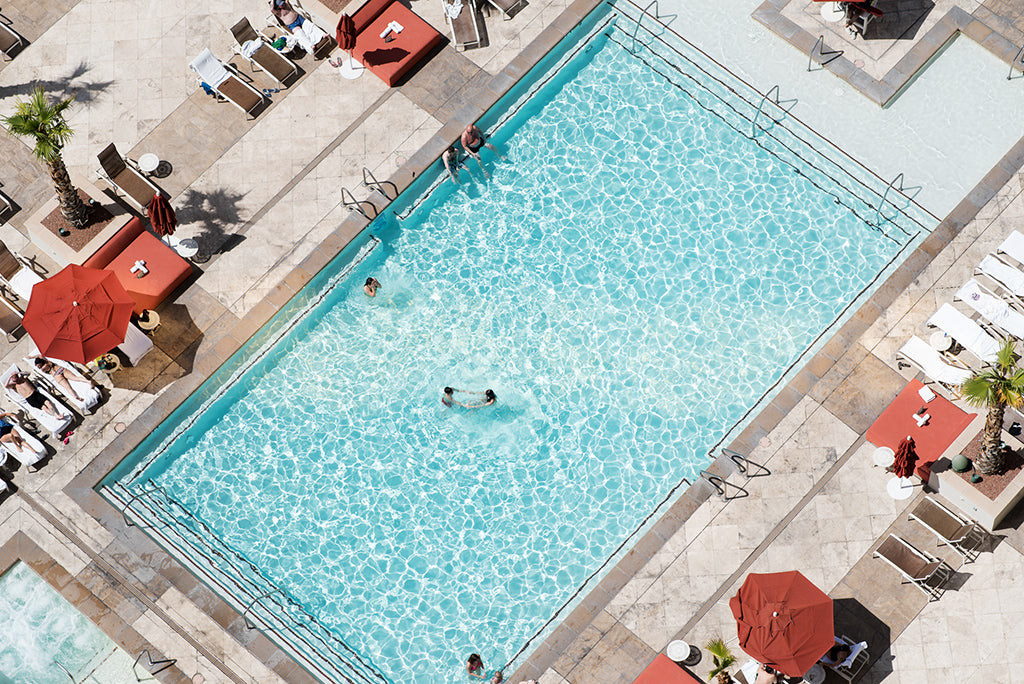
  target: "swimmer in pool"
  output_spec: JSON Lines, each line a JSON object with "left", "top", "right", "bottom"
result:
{"left": 463, "top": 389, "right": 496, "bottom": 408}
{"left": 364, "top": 277, "right": 381, "bottom": 297}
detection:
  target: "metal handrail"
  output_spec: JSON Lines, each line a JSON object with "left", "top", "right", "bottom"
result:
{"left": 243, "top": 588, "right": 285, "bottom": 629}
{"left": 1010, "top": 44, "right": 1024, "bottom": 80}
{"left": 700, "top": 471, "right": 749, "bottom": 501}
{"left": 808, "top": 35, "right": 843, "bottom": 71}
{"left": 341, "top": 187, "right": 377, "bottom": 220}
{"left": 120, "top": 481, "right": 160, "bottom": 528}
{"left": 133, "top": 649, "right": 177, "bottom": 679}
{"left": 722, "top": 449, "right": 770, "bottom": 479}
{"left": 362, "top": 167, "right": 396, "bottom": 199}
{"left": 54, "top": 660, "right": 76, "bottom": 683}
{"left": 751, "top": 85, "right": 795, "bottom": 138}
{"left": 628, "top": 0, "right": 659, "bottom": 53}
{"left": 873, "top": 173, "right": 918, "bottom": 235}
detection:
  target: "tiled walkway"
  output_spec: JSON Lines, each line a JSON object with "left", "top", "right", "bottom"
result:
{"left": 0, "top": 0, "right": 1023, "bottom": 682}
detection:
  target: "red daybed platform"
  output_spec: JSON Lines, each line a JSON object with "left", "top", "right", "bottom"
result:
{"left": 349, "top": 0, "right": 443, "bottom": 86}
{"left": 633, "top": 654, "right": 702, "bottom": 684}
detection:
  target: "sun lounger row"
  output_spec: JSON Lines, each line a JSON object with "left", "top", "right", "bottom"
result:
{"left": 873, "top": 533, "right": 953, "bottom": 601}
{"left": 1, "top": 365, "right": 73, "bottom": 439}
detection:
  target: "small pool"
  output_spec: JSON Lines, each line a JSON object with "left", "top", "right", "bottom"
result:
{"left": 0, "top": 562, "right": 138, "bottom": 684}
{"left": 104, "top": 4, "right": 933, "bottom": 682}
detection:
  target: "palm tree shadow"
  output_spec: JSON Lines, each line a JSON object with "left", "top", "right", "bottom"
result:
{"left": 174, "top": 186, "right": 249, "bottom": 262}
{"left": 0, "top": 61, "right": 113, "bottom": 105}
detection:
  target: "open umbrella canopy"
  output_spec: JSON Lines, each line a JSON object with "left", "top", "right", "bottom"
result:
{"left": 729, "top": 570, "right": 835, "bottom": 677}
{"left": 892, "top": 435, "right": 918, "bottom": 478}
{"left": 22, "top": 264, "right": 135, "bottom": 364}
{"left": 146, "top": 192, "right": 177, "bottom": 237}
{"left": 336, "top": 13, "right": 356, "bottom": 51}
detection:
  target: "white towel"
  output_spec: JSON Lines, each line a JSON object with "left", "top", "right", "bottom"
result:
{"left": 980, "top": 255, "right": 1024, "bottom": 296}
{"left": 290, "top": 19, "right": 326, "bottom": 54}
{"left": 444, "top": 1, "right": 464, "bottom": 18}
{"left": 241, "top": 39, "right": 262, "bottom": 59}
{"left": 957, "top": 279, "right": 1024, "bottom": 339}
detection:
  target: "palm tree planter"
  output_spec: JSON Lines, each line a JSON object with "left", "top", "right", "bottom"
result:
{"left": 961, "top": 339, "right": 1024, "bottom": 476}
{"left": 2, "top": 87, "right": 90, "bottom": 234}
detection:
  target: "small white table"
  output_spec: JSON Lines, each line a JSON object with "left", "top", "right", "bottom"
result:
{"left": 887, "top": 476, "right": 916, "bottom": 500}
{"left": 166, "top": 236, "right": 199, "bottom": 259}
{"left": 929, "top": 331, "right": 954, "bottom": 352}
{"left": 666, "top": 640, "right": 690, "bottom": 662}
{"left": 802, "top": 663, "right": 826, "bottom": 684}
{"left": 138, "top": 153, "right": 160, "bottom": 175}
{"left": 820, "top": 1, "right": 845, "bottom": 22}
{"left": 872, "top": 446, "right": 895, "bottom": 468}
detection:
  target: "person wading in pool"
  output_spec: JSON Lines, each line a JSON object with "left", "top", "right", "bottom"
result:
{"left": 364, "top": 277, "right": 381, "bottom": 297}
{"left": 460, "top": 124, "right": 505, "bottom": 178}
{"left": 466, "top": 653, "right": 487, "bottom": 679}
{"left": 441, "top": 387, "right": 469, "bottom": 408}
{"left": 461, "top": 389, "right": 496, "bottom": 408}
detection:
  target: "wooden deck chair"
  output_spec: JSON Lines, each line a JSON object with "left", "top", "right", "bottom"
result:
{"left": 909, "top": 497, "right": 986, "bottom": 562}
{"left": 189, "top": 49, "right": 266, "bottom": 119}
{"left": 96, "top": 143, "right": 162, "bottom": 213}
{"left": 230, "top": 17, "right": 298, "bottom": 86}
{"left": 483, "top": 0, "right": 527, "bottom": 20}
{"left": 0, "top": 295, "right": 22, "bottom": 342}
{"left": 872, "top": 534, "right": 952, "bottom": 601}
{"left": 0, "top": 240, "right": 42, "bottom": 305}
{"left": 443, "top": 0, "right": 482, "bottom": 51}
{"left": 0, "top": 20, "right": 24, "bottom": 60}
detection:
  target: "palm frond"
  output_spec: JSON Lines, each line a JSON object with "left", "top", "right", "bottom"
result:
{"left": 0, "top": 86, "right": 75, "bottom": 162}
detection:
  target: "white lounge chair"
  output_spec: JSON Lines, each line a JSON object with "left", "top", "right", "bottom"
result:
{"left": 997, "top": 230, "right": 1024, "bottom": 266}
{"left": 1, "top": 365, "right": 73, "bottom": 438}
{"left": 978, "top": 254, "right": 1024, "bottom": 298}
{"left": 118, "top": 323, "right": 154, "bottom": 366}
{"left": 25, "top": 355, "right": 100, "bottom": 414}
{"left": 189, "top": 48, "right": 265, "bottom": 118}
{"left": 0, "top": 416, "right": 46, "bottom": 470}
{"left": 955, "top": 278, "right": 1024, "bottom": 339}
{"left": 897, "top": 336, "right": 972, "bottom": 390}
{"left": 926, "top": 304, "right": 999, "bottom": 364}
{"left": 0, "top": 240, "right": 42, "bottom": 304}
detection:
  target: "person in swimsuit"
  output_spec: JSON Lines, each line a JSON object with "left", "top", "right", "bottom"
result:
{"left": 820, "top": 641, "right": 853, "bottom": 669}
{"left": 364, "top": 277, "right": 381, "bottom": 297}
{"left": 271, "top": 0, "right": 304, "bottom": 30}
{"left": 460, "top": 124, "right": 505, "bottom": 177}
{"left": 5, "top": 372, "right": 69, "bottom": 420}
{"left": 30, "top": 356, "right": 94, "bottom": 403}
{"left": 466, "top": 653, "right": 486, "bottom": 680}
{"left": 442, "top": 387, "right": 456, "bottom": 407}
{"left": 463, "top": 389, "right": 496, "bottom": 408}
{"left": 443, "top": 145, "right": 467, "bottom": 184}
{"left": 0, "top": 411, "right": 27, "bottom": 452}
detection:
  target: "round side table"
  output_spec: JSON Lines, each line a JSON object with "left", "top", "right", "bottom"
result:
{"left": 820, "top": 1, "right": 845, "bottom": 22}
{"left": 802, "top": 663, "right": 826, "bottom": 684}
{"left": 136, "top": 310, "right": 160, "bottom": 333}
{"left": 887, "top": 476, "right": 915, "bottom": 500}
{"left": 138, "top": 153, "right": 160, "bottom": 175}
{"left": 872, "top": 446, "right": 895, "bottom": 468}
{"left": 666, "top": 639, "right": 701, "bottom": 666}
{"left": 929, "top": 331, "right": 954, "bottom": 352}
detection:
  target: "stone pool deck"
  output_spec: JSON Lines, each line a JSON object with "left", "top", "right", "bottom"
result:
{"left": 0, "top": 0, "right": 1023, "bottom": 682}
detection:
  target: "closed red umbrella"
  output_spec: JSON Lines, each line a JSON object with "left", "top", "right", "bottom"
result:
{"left": 892, "top": 436, "right": 918, "bottom": 479}
{"left": 729, "top": 571, "right": 834, "bottom": 677}
{"left": 336, "top": 14, "right": 357, "bottom": 51}
{"left": 146, "top": 193, "right": 177, "bottom": 238}
{"left": 22, "top": 264, "right": 135, "bottom": 364}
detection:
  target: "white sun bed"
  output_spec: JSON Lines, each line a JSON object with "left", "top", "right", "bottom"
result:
{"left": 955, "top": 278, "right": 1024, "bottom": 339}
{"left": 0, "top": 416, "right": 46, "bottom": 470}
{"left": 997, "top": 230, "right": 1024, "bottom": 266}
{"left": 25, "top": 355, "right": 100, "bottom": 414}
{"left": 1, "top": 365, "right": 73, "bottom": 438}
{"left": 978, "top": 255, "right": 1024, "bottom": 298}
{"left": 897, "top": 336, "right": 972, "bottom": 389}
{"left": 926, "top": 304, "right": 1000, "bottom": 364}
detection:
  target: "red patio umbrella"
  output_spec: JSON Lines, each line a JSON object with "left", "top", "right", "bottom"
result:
{"left": 892, "top": 435, "right": 918, "bottom": 479}
{"left": 729, "top": 571, "right": 835, "bottom": 677}
{"left": 336, "top": 14, "right": 357, "bottom": 51}
{"left": 146, "top": 192, "right": 177, "bottom": 238}
{"left": 22, "top": 264, "right": 135, "bottom": 364}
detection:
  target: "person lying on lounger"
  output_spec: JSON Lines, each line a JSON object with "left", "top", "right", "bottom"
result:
{"left": 271, "top": 0, "right": 328, "bottom": 55}
{"left": 0, "top": 412, "right": 28, "bottom": 451}
{"left": 5, "top": 372, "right": 69, "bottom": 420}
{"left": 30, "top": 357, "right": 94, "bottom": 403}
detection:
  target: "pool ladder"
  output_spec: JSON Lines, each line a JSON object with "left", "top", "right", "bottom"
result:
{"left": 699, "top": 449, "right": 770, "bottom": 501}
{"left": 341, "top": 187, "right": 378, "bottom": 220}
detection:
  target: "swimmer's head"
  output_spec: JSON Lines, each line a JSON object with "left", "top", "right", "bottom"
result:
{"left": 444, "top": 387, "right": 454, "bottom": 394}
{"left": 485, "top": 389, "right": 496, "bottom": 400}
{"left": 365, "top": 277, "right": 376, "bottom": 287}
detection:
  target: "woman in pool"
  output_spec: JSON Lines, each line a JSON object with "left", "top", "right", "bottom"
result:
{"left": 466, "top": 653, "right": 486, "bottom": 679}
{"left": 364, "top": 277, "right": 381, "bottom": 297}
{"left": 462, "top": 389, "right": 496, "bottom": 408}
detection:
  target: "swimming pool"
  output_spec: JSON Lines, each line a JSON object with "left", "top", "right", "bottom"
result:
{"left": 103, "top": 4, "right": 933, "bottom": 682}
{"left": 0, "top": 562, "right": 138, "bottom": 683}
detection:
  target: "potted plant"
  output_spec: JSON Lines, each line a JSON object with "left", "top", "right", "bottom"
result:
{"left": 705, "top": 636, "right": 736, "bottom": 683}
{"left": 1, "top": 87, "right": 90, "bottom": 234}
{"left": 961, "top": 339, "right": 1024, "bottom": 475}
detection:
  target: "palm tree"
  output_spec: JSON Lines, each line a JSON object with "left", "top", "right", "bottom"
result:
{"left": 961, "top": 339, "right": 1024, "bottom": 475}
{"left": 1, "top": 87, "right": 89, "bottom": 229}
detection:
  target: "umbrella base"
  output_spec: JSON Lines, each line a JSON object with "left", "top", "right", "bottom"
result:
{"left": 334, "top": 53, "right": 364, "bottom": 80}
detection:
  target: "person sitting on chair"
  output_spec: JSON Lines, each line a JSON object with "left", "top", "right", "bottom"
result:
{"left": 819, "top": 640, "right": 853, "bottom": 669}
{"left": 5, "top": 372, "right": 69, "bottom": 420}
{"left": 0, "top": 411, "right": 28, "bottom": 452}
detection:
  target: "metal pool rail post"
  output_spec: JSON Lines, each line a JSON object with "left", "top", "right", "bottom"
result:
{"left": 751, "top": 85, "right": 794, "bottom": 138}
{"left": 628, "top": 0, "right": 660, "bottom": 53}
{"left": 1009, "top": 45, "right": 1024, "bottom": 80}
{"left": 243, "top": 588, "right": 286, "bottom": 629}
{"left": 721, "top": 449, "right": 770, "bottom": 479}
{"left": 808, "top": 36, "right": 843, "bottom": 71}
{"left": 699, "top": 471, "right": 748, "bottom": 502}
{"left": 873, "top": 173, "right": 918, "bottom": 236}
{"left": 341, "top": 187, "right": 377, "bottom": 219}
{"left": 53, "top": 660, "right": 75, "bottom": 683}
{"left": 362, "top": 167, "right": 396, "bottom": 199}
{"left": 132, "top": 649, "right": 177, "bottom": 678}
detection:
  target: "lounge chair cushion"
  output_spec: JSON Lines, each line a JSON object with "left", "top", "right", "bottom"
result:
{"left": 83, "top": 217, "right": 146, "bottom": 270}
{"left": 351, "top": 1, "right": 442, "bottom": 86}
{"left": 876, "top": 535, "right": 941, "bottom": 580}
{"left": 105, "top": 231, "right": 192, "bottom": 314}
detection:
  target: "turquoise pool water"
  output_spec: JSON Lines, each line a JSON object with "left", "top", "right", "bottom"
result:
{"left": 107, "top": 9, "right": 930, "bottom": 683}
{"left": 0, "top": 563, "right": 137, "bottom": 683}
